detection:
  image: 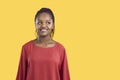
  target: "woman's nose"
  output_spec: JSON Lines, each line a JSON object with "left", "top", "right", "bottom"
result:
{"left": 41, "top": 23, "right": 47, "bottom": 27}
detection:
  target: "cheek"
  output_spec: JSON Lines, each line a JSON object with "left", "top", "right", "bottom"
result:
{"left": 35, "top": 25, "right": 40, "bottom": 29}
{"left": 48, "top": 24, "right": 54, "bottom": 29}
{"left": 35, "top": 27, "right": 39, "bottom": 32}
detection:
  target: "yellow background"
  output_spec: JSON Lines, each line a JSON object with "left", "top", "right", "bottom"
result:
{"left": 0, "top": 0, "right": 120, "bottom": 80}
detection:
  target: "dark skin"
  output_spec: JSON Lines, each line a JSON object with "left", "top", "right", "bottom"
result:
{"left": 33, "top": 12, "right": 56, "bottom": 48}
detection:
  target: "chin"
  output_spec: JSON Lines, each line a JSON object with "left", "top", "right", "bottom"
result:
{"left": 39, "top": 34, "right": 49, "bottom": 37}
{"left": 38, "top": 31, "right": 51, "bottom": 37}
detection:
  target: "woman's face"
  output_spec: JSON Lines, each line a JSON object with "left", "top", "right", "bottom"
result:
{"left": 35, "top": 12, "right": 54, "bottom": 37}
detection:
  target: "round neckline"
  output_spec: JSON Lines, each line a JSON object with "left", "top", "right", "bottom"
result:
{"left": 31, "top": 39, "right": 58, "bottom": 49}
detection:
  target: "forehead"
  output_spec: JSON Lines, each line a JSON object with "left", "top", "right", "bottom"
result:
{"left": 37, "top": 13, "right": 52, "bottom": 21}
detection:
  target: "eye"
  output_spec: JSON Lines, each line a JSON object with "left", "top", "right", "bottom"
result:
{"left": 37, "top": 22, "right": 42, "bottom": 25}
{"left": 47, "top": 22, "right": 51, "bottom": 24}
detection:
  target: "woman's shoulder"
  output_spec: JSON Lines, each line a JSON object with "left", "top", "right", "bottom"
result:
{"left": 55, "top": 41, "right": 67, "bottom": 57}
{"left": 21, "top": 39, "right": 33, "bottom": 48}
{"left": 55, "top": 41, "right": 66, "bottom": 51}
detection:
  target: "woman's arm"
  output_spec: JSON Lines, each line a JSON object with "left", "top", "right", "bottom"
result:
{"left": 60, "top": 49, "right": 70, "bottom": 80}
{"left": 16, "top": 45, "right": 28, "bottom": 80}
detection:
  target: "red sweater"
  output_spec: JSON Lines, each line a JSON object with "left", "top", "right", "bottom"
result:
{"left": 16, "top": 40, "right": 70, "bottom": 80}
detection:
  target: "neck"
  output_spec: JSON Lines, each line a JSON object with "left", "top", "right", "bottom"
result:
{"left": 36, "top": 35, "right": 52, "bottom": 44}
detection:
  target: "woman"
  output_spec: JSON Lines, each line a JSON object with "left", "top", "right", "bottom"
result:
{"left": 16, "top": 8, "right": 70, "bottom": 80}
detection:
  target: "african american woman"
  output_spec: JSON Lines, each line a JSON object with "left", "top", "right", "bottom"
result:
{"left": 16, "top": 7, "right": 70, "bottom": 80}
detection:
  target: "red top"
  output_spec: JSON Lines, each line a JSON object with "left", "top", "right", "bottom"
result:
{"left": 16, "top": 40, "right": 70, "bottom": 80}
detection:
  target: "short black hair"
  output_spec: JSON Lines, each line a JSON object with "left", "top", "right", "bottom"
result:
{"left": 35, "top": 7, "right": 55, "bottom": 38}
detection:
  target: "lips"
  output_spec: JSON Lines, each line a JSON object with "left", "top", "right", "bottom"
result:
{"left": 41, "top": 29, "right": 47, "bottom": 31}
{"left": 39, "top": 28, "right": 48, "bottom": 32}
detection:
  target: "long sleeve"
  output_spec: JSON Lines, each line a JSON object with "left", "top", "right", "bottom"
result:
{"left": 60, "top": 49, "right": 70, "bottom": 80}
{"left": 16, "top": 46, "right": 28, "bottom": 80}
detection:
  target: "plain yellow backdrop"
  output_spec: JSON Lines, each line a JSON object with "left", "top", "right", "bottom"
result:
{"left": 0, "top": 0, "right": 120, "bottom": 80}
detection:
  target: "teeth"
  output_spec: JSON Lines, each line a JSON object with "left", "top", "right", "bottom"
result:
{"left": 41, "top": 29, "right": 47, "bottom": 31}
